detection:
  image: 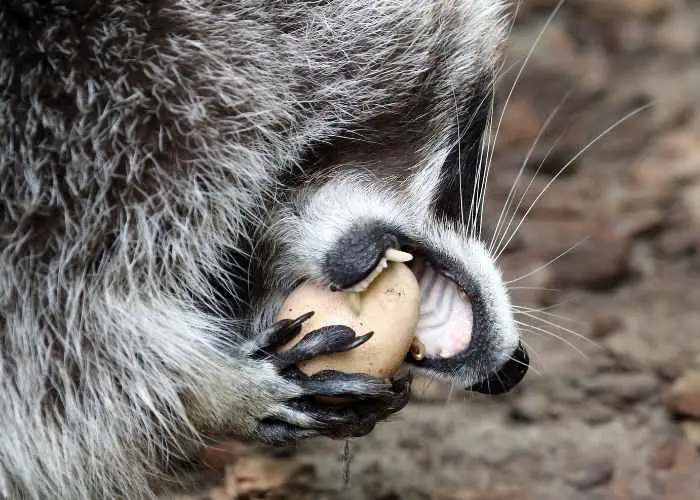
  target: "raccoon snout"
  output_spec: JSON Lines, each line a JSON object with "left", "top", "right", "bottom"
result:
{"left": 466, "top": 342, "right": 529, "bottom": 395}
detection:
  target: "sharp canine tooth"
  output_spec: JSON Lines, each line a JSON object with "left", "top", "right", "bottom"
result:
{"left": 346, "top": 254, "right": 396, "bottom": 293}
{"left": 385, "top": 249, "right": 413, "bottom": 263}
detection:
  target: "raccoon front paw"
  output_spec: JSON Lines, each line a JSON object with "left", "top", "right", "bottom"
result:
{"left": 251, "top": 313, "right": 411, "bottom": 445}
{"left": 323, "top": 222, "right": 412, "bottom": 292}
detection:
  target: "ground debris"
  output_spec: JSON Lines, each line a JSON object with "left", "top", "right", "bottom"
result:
{"left": 665, "top": 371, "right": 700, "bottom": 419}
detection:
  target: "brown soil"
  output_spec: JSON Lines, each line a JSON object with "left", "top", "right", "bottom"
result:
{"left": 166, "top": 1, "right": 700, "bottom": 499}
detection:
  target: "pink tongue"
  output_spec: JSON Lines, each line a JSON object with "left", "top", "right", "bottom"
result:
{"left": 412, "top": 260, "right": 473, "bottom": 358}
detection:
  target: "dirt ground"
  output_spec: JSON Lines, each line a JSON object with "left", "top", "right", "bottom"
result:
{"left": 166, "top": 1, "right": 700, "bottom": 499}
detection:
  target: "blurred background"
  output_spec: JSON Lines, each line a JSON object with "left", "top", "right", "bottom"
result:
{"left": 171, "top": 1, "right": 700, "bottom": 498}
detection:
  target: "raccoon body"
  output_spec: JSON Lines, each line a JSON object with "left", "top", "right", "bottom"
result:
{"left": 0, "top": 1, "right": 527, "bottom": 498}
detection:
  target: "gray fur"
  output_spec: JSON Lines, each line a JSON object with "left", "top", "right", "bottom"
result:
{"left": 0, "top": 0, "right": 515, "bottom": 498}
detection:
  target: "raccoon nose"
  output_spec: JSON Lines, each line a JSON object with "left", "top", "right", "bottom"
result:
{"left": 466, "top": 342, "right": 529, "bottom": 395}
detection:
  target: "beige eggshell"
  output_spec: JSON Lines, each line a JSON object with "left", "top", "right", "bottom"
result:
{"left": 276, "top": 262, "right": 420, "bottom": 378}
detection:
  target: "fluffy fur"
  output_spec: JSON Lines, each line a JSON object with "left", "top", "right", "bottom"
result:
{"left": 0, "top": 0, "right": 519, "bottom": 498}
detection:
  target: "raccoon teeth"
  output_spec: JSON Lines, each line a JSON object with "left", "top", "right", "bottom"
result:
{"left": 346, "top": 257, "right": 388, "bottom": 293}
{"left": 410, "top": 338, "right": 426, "bottom": 361}
{"left": 344, "top": 248, "right": 411, "bottom": 295}
{"left": 385, "top": 248, "right": 413, "bottom": 263}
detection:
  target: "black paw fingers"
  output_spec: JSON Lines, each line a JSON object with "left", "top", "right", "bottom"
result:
{"left": 300, "top": 372, "right": 411, "bottom": 440}
{"left": 255, "top": 311, "right": 315, "bottom": 354}
{"left": 275, "top": 327, "right": 373, "bottom": 371}
{"left": 256, "top": 372, "right": 412, "bottom": 445}
{"left": 254, "top": 312, "right": 375, "bottom": 372}
{"left": 301, "top": 370, "right": 394, "bottom": 399}
{"left": 253, "top": 312, "right": 413, "bottom": 445}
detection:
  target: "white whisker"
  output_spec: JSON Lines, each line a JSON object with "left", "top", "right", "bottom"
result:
{"left": 494, "top": 103, "right": 652, "bottom": 261}
{"left": 516, "top": 310, "right": 601, "bottom": 350}
{"left": 513, "top": 305, "right": 580, "bottom": 325}
{"left": 454, "top": 90, "right": 465, "bottom": 230}
{"left": 516, "top": 320, "right": 589, "bottom": 359}
{"left": 508, "top": 286, "right": 560, "bottom": 292}
{"left": 468, "top": 99, "right": 495, "bottom": 236}
{"left": 480, "top": 0, "right": 567, "bottom": 237}
{"left": 473, "top": 97, "right": 495, "bottom": 235}
{"left": 492, "top": 130, "right": 566, "bottom": 257}
{"left": 489, "top": 91, "right": 572, "bottom": 254}
{"left": 518, "top": 337, "right": 543, "bottom": 375}
{"left": 505, "top": 236, "right": 589, "bottom": 285}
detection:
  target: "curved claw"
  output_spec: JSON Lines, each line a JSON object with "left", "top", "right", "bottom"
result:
{"left": 273, "top": 326, "right": 373, "bottom": 370}
{"left": 255, "top": 311, "right": 316, "bottom": 354}
{"left": 252, "top": 316, "right": 413, "bottom": 446}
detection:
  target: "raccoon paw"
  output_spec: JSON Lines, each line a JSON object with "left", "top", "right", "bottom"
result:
{"left": 322, "top": 222, "right": 412, "bottom": 292}
{"left": 251, "top": 313, "right": 411, "bottom": 445}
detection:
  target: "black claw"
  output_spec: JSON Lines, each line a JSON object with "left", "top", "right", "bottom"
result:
{"left": 253, "top": 317, "right": 413, "bottom": 445}
{"left": 274, "top": 325, "right": 359, "bottom": 369}
{"left": 285, "top": 311, "right": 316, "bottom": 333}
{"left": 344, "top": 331, "right": 374, "bottom": 351}
{"left": 336, "top": 373, "right": 411, "bottom": 419}
{"left": 256, "top": 370, "right": 412, "bottom": 443}
{"left": 257, "top": 311, "right": 316, "bottom": 352}
{"left": 386, "top": 373, "right": 412, "bottom": 411}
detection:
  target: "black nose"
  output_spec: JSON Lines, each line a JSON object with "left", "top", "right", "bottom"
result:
{"left": 467, "top": 342, "right": 529, "bottom": 395}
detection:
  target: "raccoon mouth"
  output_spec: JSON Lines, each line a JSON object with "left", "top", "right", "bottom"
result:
{"left": 406, "top": 251, "right": 528, "bottom": 395}
{"left": 352, "top": 245, "right": 528, "bottom": 395}
{"left": 408, "top": 257, "right": 473, "bottom": 360}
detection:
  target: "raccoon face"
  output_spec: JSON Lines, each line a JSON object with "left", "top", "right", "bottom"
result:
{"left": 222, "top": 0, "right": 528, "bottom": 395}
{"left": 246, "top": 84, "right": 527, "bottom": 396}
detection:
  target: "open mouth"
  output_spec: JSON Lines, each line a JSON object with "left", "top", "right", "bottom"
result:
{"left": 409, "top": 251, "right": 528, "bottom": 395}
{"left": 349, "top": 244, "right": 529, "bottom": 395}
{"left": 409, "top": 257, "right": 474, "bottom": 360}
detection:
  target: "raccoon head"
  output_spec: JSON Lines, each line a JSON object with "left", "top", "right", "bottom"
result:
{"left": 240, "top": 0, "right": 528, "bottom": 396}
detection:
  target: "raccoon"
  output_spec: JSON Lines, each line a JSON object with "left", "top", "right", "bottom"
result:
{"left": 0, "top": 0, "right": 528, "bottom": 498}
